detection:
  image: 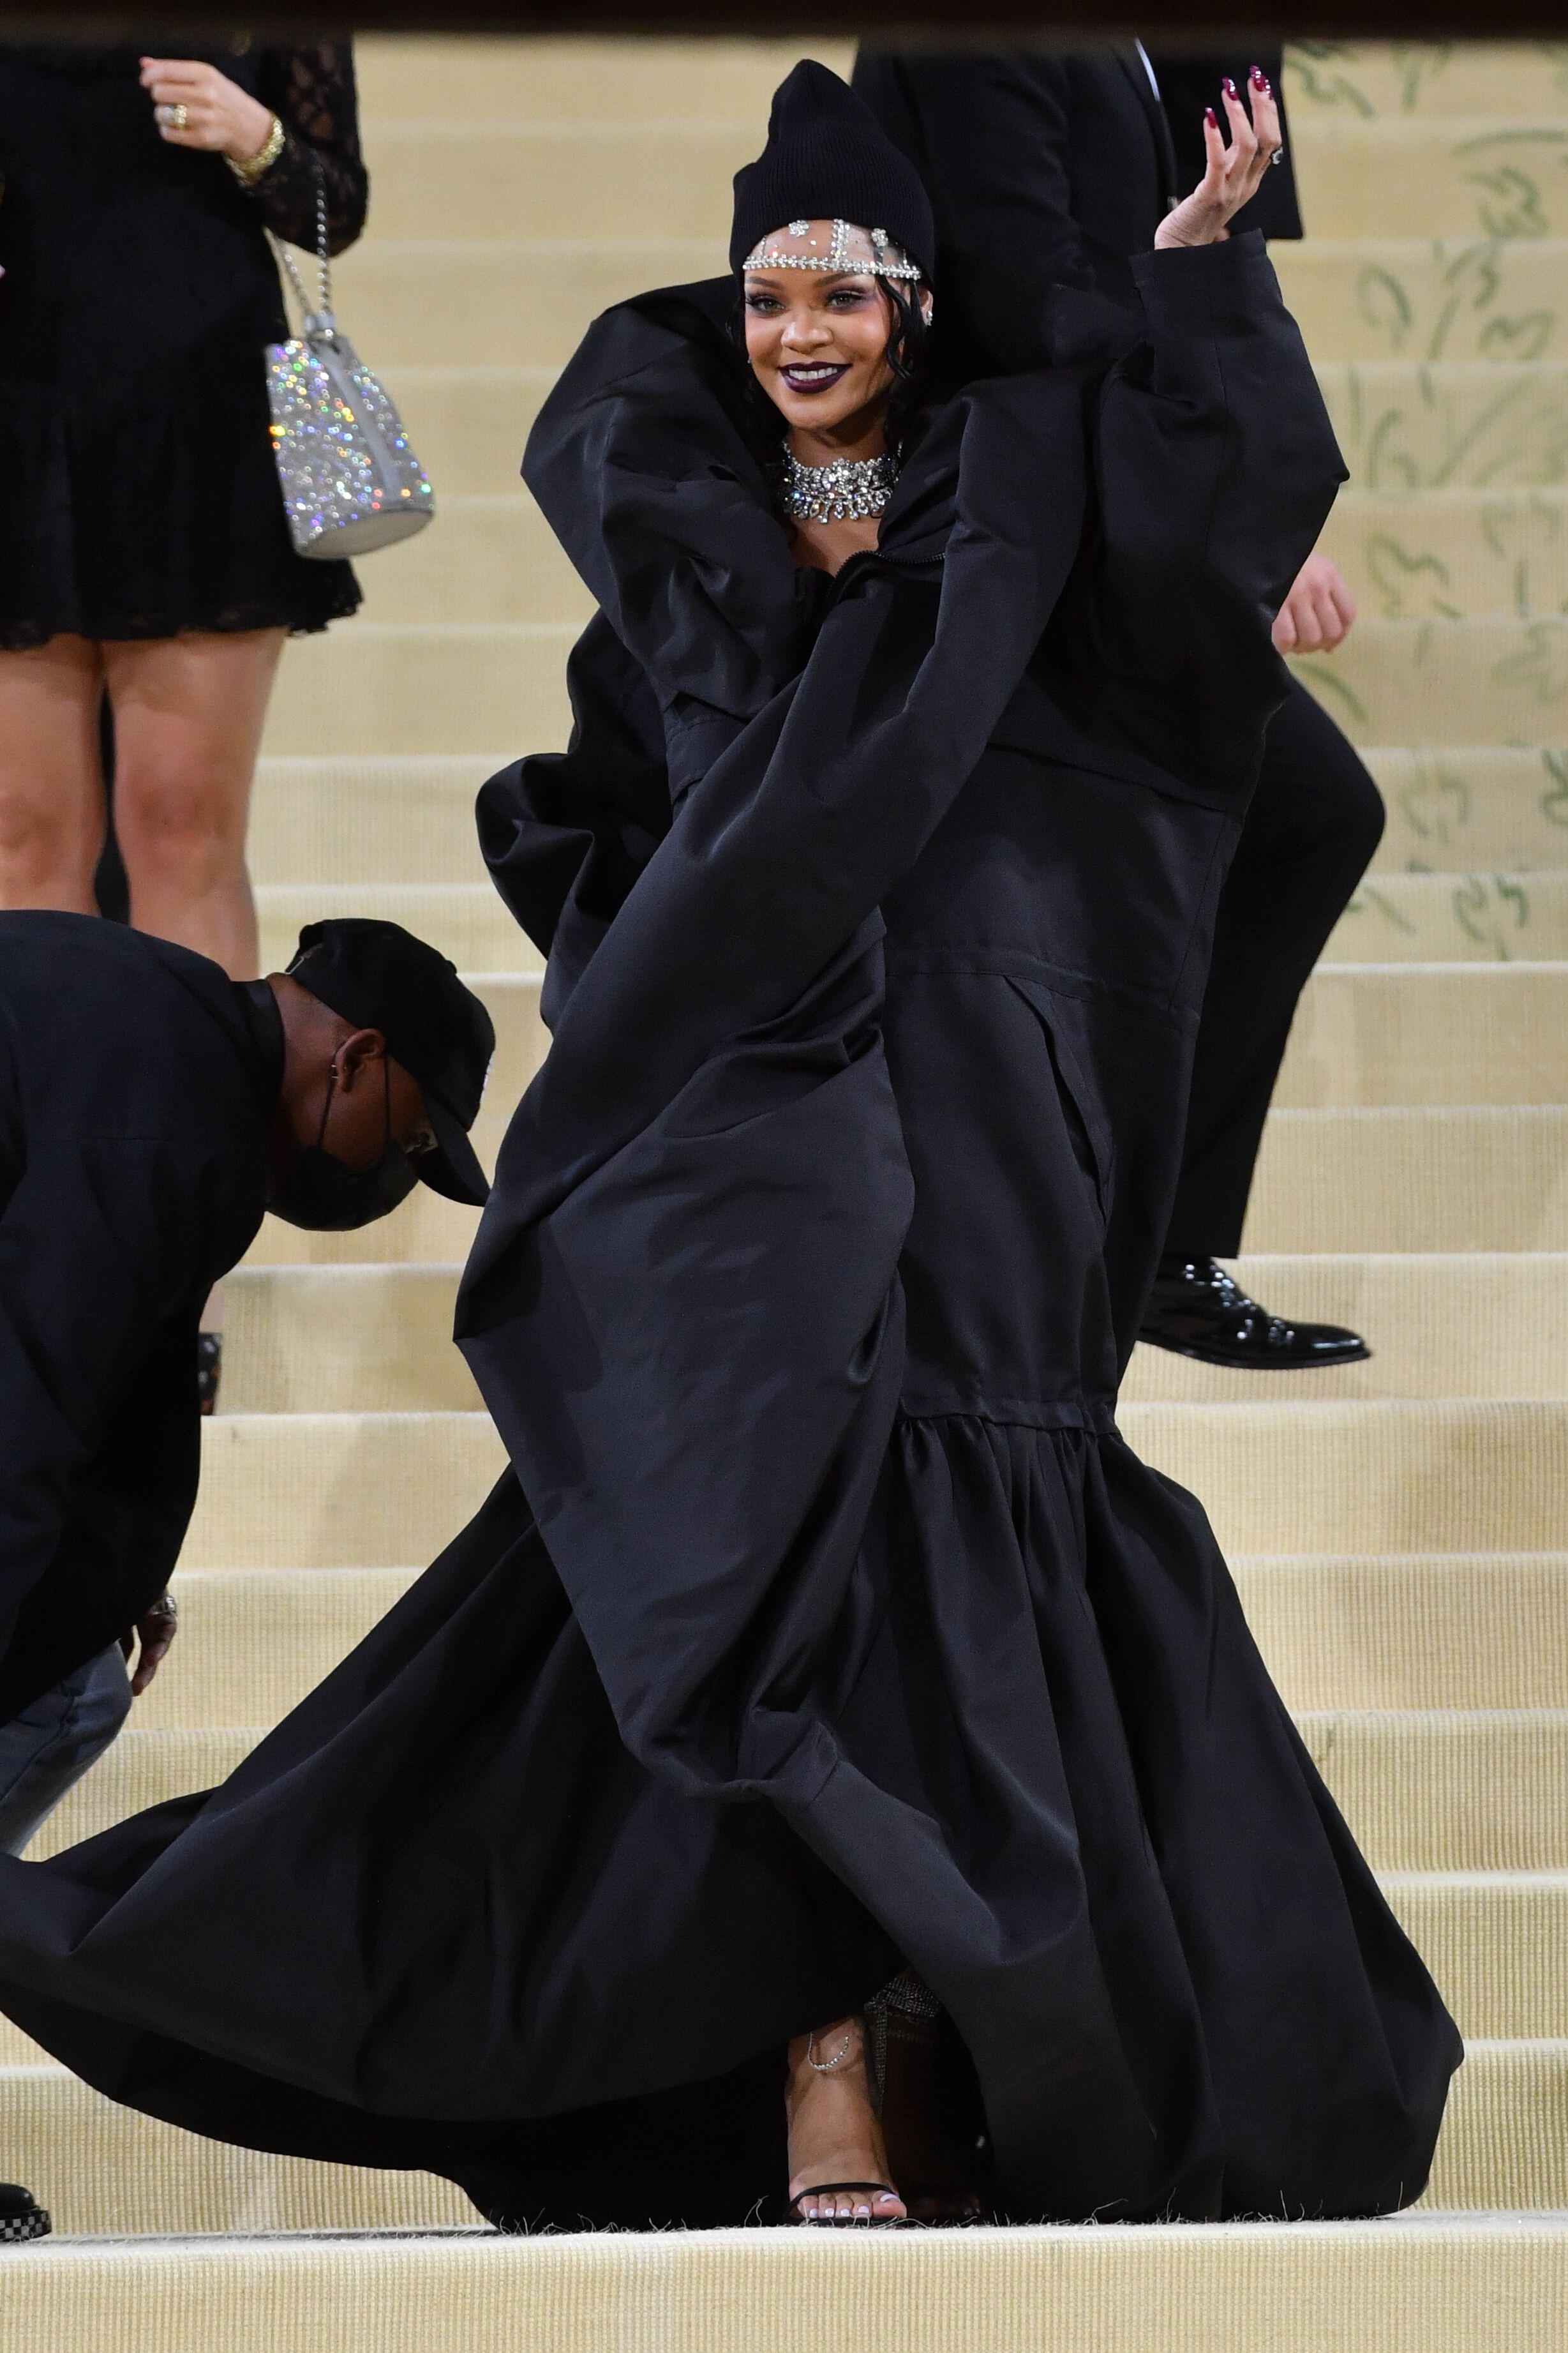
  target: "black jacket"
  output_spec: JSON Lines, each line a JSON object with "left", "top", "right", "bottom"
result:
{"left": 0, "top": 914, "right": 280, "bottom": 1718}
{"left": 851, "top": 43, "right": 1300, "bottom": 377}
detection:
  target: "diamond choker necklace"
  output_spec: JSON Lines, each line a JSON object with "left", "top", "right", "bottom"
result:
{"left": 779, "top": 447, "right": 898, "bottom": 524}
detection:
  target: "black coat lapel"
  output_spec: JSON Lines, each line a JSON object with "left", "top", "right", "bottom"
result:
{"left": 1114, "top": 43, "right": 1178, "bottom": 213}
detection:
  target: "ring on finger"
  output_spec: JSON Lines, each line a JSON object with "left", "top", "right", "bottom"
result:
{"left": 156, "top": 101, "right": 189, "bottom": 130}
{"left": 1271, "top": 146, "right": 1285, "bottom": 165}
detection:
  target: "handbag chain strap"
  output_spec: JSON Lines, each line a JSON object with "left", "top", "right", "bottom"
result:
{"left": 272, "top": 156, "right": 333, "bottom": 333}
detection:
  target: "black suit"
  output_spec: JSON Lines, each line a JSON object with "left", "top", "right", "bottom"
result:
{"left": 854, "top": 43, "right": 1382, "bottom": 1258}
{"left": 0, "top": 914, "right": 280, "bottom": 1720}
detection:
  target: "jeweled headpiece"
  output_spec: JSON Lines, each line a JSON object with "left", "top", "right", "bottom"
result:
{"left": 743, "top": 218, "right": 923, "bottom": 282}
{"left": 730, "top": 59, "right": 936, "bottom": 286}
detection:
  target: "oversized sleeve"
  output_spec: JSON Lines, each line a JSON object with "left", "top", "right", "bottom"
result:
{"left": 0, "top": 1139, "right": 208, "bottom": 1687}
{"left": 1064, "top": 230, "right": 1345, "bottom": 795}
{"left": 243, "top": 45, "right": 368, "bottom": 257}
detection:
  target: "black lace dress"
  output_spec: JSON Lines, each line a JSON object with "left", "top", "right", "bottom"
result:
{"left": 0, "top": 41, "right": 368, "bottom": 648}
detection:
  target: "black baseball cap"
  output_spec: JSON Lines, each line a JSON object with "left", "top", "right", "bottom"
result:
{"left": 286, "top": 919, "right": 495, "bottom": 1206}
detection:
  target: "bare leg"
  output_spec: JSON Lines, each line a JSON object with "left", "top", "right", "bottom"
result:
{"left": 105, "top": 626, "right": 285, "bottom": 981}
{"left": 784, "top": 2015, "right": 905, "bottom": 2223}
{"left": 0, "top": 636, "right": 108, "bottom": 913}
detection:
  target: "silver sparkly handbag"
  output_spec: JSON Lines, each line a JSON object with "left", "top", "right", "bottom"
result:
{"left": 265, "top": 170, "right": 434, "bottom": 560}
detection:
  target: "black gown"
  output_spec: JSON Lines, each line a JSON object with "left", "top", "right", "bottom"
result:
{"left": 0, "top": 41, "right": 366, "bottom": 647}
{"left": 0, "top": 236, "right": 1461, "bottom": 2228}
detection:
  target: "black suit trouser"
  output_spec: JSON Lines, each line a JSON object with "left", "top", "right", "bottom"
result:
{"left": 1163, "top": 675, "right": 1385, "bottom": 1260}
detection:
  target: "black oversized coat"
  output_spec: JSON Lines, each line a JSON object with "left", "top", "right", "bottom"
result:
{"left": 0, "top": 915, "right": 277, "bottom": 1719}
{"left": 0, "top": 239, "right": 1460, "bottom": 2227}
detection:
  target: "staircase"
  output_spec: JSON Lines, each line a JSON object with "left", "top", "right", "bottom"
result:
{"left": 6, "top": 34, "right": 1567, "bottom": 2346}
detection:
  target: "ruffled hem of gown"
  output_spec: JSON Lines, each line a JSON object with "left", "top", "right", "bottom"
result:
{"left": 0, "top": 1409, "right": 1459, "bottom": 2229}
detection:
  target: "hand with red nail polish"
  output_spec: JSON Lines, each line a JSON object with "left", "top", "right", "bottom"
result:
{"left": 1157, "top": 66, "right": 1284, "bottom": 248}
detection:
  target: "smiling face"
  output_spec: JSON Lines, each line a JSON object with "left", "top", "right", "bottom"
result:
{"left": 743, "top": 220, "right": 909, "bottom": 451}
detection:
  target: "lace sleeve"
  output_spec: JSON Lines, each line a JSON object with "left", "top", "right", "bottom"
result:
{"left": 243, "top": 45, "right": 368, "bottom": 258}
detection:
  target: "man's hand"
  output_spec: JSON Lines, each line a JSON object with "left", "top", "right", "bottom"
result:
{"left": 138, "top": 59, "right": 277, "bottom": 168}
{"left": 120, "top": 1591, "right": 179, "bottom": 1698}
{"left": 1272, "top": 552, "right": 1357, "bottom": 654}
{"left": 1155, "top": 68, "right": 1282, "bottom": 250}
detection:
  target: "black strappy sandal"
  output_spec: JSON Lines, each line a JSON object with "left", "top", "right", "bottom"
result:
{"left": 787, "top": 2179, "right": 905, "bottom": 2227}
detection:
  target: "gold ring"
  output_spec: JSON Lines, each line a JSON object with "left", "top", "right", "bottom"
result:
{"left": 158, "top": 101, "right": 189, "bottom": 130}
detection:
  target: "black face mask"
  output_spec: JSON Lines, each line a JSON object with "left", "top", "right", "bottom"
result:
{"left": 269, "top": 1055, "right": 419, "bottom": 1232}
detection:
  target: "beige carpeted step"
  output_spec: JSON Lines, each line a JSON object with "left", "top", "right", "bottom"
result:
{"left": 182, "top": 1414, "right": 507, "bottom": 1570}
{"left": 2, "top": 2041, "right": 1560, "bottom": 2236}
{"left": 354, "top": 493, "right": 590, "bottom": 629}
{"left": 1321, "top": 490, "right": 1568, "bottom": 620}
{"left": 235, "top": 1104, "right": 1568, "bottom": 1267}
{"left": 1271, "top": 241, "right": 1568, "bottom": 368}
{"left": 1126, "top": 1255, "right": 1568, "bottom": 1401}
{"left": 229, "top": 1256, "right": 1568, "bottom": 1413}
{"left": 1294, "top": 119, "right": 1568, "bottom": 241}
{"left": 249, "top": 756, "right": 502, "bottom": 887}
{"left": 364, "top": 121, "right": 754, "bottom": 244}
{"left": 332, "top": 239, "right": 720, "bottom": 372}
{"left": 1324, "top": 873, "right": 1568, "bottom": 960}
{"left": 381, "top": 368, "right": 554, "bottom": 496}
{"left": 1283, "top": 43, "right": 1568, "bottom": 120}
{"left": 255, "top": 886, "right": 542, "bottom": 978}
{"left": 179, "top": 1399, "right": 1568, "bottom": 1575}
{"left": 262, "top": 623, "right": 571, "bottom": 758}
{"left": 357, "top": 34, "right": 852, "bottom": 121}
{"left": 133, "top": 1570, "right": 418, "bottom": 1732}
{"left": 2, "top": 2066, "right": 468, "bottom": 2236}
{"left": 133, "top": 1554, "right": 1568, "bottom": 1728}
{"left": 1236, "top": 1555, "right": 1568, "bottom": 1709}
{"left": 25, "top": 1728, "right": 262, "bottom": 1860}
{"left": 219, "top": 1268, "right": 479, "bottom": 1413}
{"left": 6, "top": 2217, "right": 1568, "bottom": 2353}
{"left": 1292, "top": 617, "right": 1568, "bottom": 746}
{"left": 1421, "top": 2040, "right": 1568, "bottom": 2207}
{"left": 1365, "top": 748, "right": 1568, "bottom": 878}
{"left": 1317, "top": 361, "right": 1568, "bottom": 495}
{"left": 1295, "top": 1713, "right": 1568, "bottom": 1871}
{"left": 1125, "top": 1399, "right": 1567, "bottom": 1552}
{"left": 1243, "top": 1108, "right": 1568, "bottom": 1251}
{"left": 1273, "top": 965, "right": 1568, "bottom": 1107}
{"left": 1385, "top": 1873, "right": 1568, "bottom": 2039}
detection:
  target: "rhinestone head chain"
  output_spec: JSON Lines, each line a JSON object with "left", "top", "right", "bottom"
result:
{"left": 743, "top": 216, "right": 922, "bottom": 281}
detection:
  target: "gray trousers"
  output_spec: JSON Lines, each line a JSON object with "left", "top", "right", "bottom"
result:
{"left": 0, "top": 1646, "right": 132, "bottom": 1856}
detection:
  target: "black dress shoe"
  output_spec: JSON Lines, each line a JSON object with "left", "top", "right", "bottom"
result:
{"left": 0, "top": 2182, "right": 50, "bottom": 2243}
{"left": 1140, "top": 1257, "right": 1371, "bottom": 1371}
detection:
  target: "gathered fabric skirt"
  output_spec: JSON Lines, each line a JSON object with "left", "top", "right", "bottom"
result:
{"left": 0, "top": 1396, "right": 1457, "bottom": 2227}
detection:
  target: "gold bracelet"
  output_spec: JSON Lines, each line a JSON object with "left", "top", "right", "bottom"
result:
{"left": 227, "top": 112, "right": 285, "bottom": 187}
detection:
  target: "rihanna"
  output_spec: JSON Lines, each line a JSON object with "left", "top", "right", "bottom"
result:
{"left": 0, "top": 63, "right": 1459, "bottom": 2232}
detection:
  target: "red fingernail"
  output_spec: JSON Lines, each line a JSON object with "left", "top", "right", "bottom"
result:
{"left": 1250, "top": 65, "right": 1267, "bottom": 87}
{"left": 1222, "top": 77, "right": 1238, "bottom": 98}
{"left": 1205, "top": 106, "right": 1218, "bottom": 126}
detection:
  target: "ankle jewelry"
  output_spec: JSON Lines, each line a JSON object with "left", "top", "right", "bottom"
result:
{"left": 805, "top": 2023, "right": 858, "bottom": 2074}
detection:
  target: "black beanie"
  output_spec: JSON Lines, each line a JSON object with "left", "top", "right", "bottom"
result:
{"left": 730, "top": 59, "right": 936, "bottom": 285}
